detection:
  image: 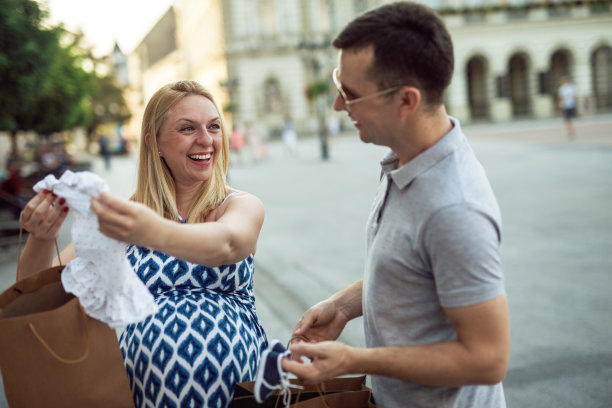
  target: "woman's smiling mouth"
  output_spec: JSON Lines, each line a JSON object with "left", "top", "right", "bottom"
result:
{"left": 188, "top": 153, "right": 212, "bottom": 161}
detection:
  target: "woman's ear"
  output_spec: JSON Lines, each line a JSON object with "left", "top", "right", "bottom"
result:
{"left": 144, "top": 133, "right": 151, "bottom": 148}
{"left": 399, "top": 86, "right": 421, "bottom": 115}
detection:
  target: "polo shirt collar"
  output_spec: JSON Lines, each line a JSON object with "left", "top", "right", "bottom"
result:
{"left": 380, "top": 116, "right": 463, "bottom": 190}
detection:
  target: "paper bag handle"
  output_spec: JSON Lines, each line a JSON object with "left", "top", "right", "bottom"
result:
{"left": 28, "top": 303, "right": 91, "bottom": 364}
{"left": 273, "top": 336, "right": 330, "bottom": 408}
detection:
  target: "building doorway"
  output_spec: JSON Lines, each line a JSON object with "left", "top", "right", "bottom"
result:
{"left": 549, "top": 49, "right": 573, "bottom": 107}
{"left": 509, "top": 53, "right": 532, "bottom": 117}
{"left": 467, "top": 55, "right": 490, "bottom": 120}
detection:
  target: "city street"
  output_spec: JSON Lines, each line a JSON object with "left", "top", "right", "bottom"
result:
{"left": 1, "top": 114, "right": 611, "bottom": 407}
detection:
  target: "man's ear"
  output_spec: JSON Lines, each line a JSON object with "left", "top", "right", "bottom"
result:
{"left": 399, "top": 86, "right": 421, "bottom": 115}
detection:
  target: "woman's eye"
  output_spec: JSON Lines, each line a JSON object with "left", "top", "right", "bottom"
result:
{"left": 208, "top": 123, "right": 221, "bottom": 131}
{"left": 180, "top": 126, "right": 195, "bottom": 132}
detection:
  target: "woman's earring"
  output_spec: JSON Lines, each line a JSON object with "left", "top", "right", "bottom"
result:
{"left": 158, "top": 151, "right": 162, "bottom": 156}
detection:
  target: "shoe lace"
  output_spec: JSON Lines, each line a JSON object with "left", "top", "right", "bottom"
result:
{"left": 277, "top": 365, "right": 303, "bottom": 408}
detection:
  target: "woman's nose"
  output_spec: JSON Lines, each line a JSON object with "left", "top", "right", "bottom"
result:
{"left": 197, "top": 128, "right": 213, "bottom": 144}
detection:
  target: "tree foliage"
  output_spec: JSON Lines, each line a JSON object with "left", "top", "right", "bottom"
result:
{"left": 0, "top": 0, "right": 53, "bottom": 133}
{"left": 0, "top": 0, "right": 130, "bottom": 156}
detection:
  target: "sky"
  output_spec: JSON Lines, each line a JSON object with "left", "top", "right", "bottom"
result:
{"left": 42, "top": 0, "right": 173, "bottom": 57}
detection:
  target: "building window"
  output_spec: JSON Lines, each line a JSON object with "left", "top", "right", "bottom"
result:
{"left": 318, "top": 0, "right": 332, "bottom": 33}
{"left": 592, "top": 46, "right": 612, "bottom": 111}
{"left": 264, "top": 77, "right": 283, "bottom": 113}
{"left": 258, "top": 0, "right": 277, "bottom": 37}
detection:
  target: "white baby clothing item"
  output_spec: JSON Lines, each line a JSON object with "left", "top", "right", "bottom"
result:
{"left": 33, "top": 170, "right": 158, "bottom": 328}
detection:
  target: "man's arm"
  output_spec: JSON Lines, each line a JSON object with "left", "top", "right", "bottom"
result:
{"left": 284, "top": 294, "right": 510, "bottom": 386}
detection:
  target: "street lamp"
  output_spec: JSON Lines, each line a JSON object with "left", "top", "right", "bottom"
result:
{"left": 298, "top": 38, "right": 333, "bottom": 161}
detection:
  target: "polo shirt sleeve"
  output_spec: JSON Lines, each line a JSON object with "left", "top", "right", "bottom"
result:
{"left": 422, "top": 203, "right": 505, "bottom": 308}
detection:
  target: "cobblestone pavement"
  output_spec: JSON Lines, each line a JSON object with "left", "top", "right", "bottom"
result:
{"left": 1, "top": 114, "right": 611, "bottom": 407}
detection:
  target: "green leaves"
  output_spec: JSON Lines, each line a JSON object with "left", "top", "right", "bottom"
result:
{"left": 0, "top": 0, "right": 130, "bottom": 145}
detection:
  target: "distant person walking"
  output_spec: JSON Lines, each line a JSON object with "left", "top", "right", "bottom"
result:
{"left": 230, "top": 124, "right": 245, "bottom": 164}
{"left": 558, "top": 76, "right": 577, "bottom": 139}
{"left": 98, "top": 134, "right": 112, "bottom": 170}
{"left": 281, "top": 120, "right": 298, "bottom": 155}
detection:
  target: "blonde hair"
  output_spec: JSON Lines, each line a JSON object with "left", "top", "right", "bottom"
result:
{"left": 131, "top": 80, "right": 230, "bottom": 223}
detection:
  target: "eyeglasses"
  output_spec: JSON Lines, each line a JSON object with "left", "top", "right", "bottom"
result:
{"left": 332, "top": 67, "right": 403, "bottom": 113}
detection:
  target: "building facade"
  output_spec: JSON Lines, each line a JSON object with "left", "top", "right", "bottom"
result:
{"left": 123, "top": 1, "right": 229, "bottom": 141}
{"left": 126, "top": 0, "right": 612, "bottom": 140}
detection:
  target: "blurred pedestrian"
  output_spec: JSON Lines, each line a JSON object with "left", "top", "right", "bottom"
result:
{"left": 326, "top": 113, "right": 340, "bottom": 142}
{"left": 245, "top": 122, "right": 268, "bottom": 162}
{"left": 18, "top": 80, "right": 268, "bottom": 407}
{"left": 1, "top": 160, "right": 23, "bottom": 197}
{"left": 558, "top": 76, "right": 577, "bottom": 139}
{"left": 281, "top": 119, "right": 298, "bottom": 155}
{"left": 98, "top": 134, "right": 112, "bottom": 170}
{"left": 282, "top": 3, "right": 509, "bottom": 407}
{"left": 40, "top": 143, "right": 61, "bottom": 175}
{"left": 0, "top": 159, "right": 27, "bottom": 216}
{"left": 230, "top": 124, "right": 245, "bottom": 164}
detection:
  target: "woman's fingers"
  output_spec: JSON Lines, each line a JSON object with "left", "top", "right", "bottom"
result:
{"left": 92, "top": 193, "right": 141, "bottom": 242}
{"left": 21, "top": 191, "right": 53, "bottom": 227}
{"left": 20, "top": 191, "right": 69, "bottom": 240}
{"left": 42, "top": 198, "right": 69, "bottom": 238}
{"left": 95, "top": 191, "right": 133, "bottom": 215}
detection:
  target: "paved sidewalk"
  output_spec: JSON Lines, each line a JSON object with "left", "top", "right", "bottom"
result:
{"left": 1, "top": 114, "right": 611, "bottom": 407}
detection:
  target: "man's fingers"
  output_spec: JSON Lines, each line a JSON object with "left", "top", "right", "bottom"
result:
{"left": 281, "top": 359, "right": 318, "bottom": 384}
{"left": 294, "top": 312, "right": 317, "bottom": 335}
{"left": 290, "top": 341, "right": 323, "bottom": 360}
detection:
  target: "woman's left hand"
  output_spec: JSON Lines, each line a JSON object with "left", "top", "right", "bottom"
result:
{"left": 91, "top": 192, "right": 161, "bottom": 247}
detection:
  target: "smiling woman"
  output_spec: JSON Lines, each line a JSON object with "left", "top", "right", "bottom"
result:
{"left": 17, "top": 80, "right": 268, "bottom": 407}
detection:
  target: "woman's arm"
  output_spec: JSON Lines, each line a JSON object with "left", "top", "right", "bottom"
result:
{"left": 91, "top": 191, "right": 264, "bottom": 266}
{"left": 17, "top": 191, "right": 74, "bottom": 280}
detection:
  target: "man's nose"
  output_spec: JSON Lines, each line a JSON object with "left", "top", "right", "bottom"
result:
{"left": 333, "top": 93, "right": 347, "bottom": 112}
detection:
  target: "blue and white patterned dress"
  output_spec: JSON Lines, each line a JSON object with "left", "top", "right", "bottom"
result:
{"left": 119, "top": 245, "right": 268, "bottom": 408}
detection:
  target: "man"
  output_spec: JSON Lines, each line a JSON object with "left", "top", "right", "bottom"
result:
{"left": 558, "top": 76, "right": 577, "bottom": 138}
{"left": 282, "top": 2, "right": 510, "bottom": 407}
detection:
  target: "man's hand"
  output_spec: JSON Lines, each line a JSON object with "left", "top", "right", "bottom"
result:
{"left": 282, "top": 341, "right": 356, "bottom": 384}
{"left": 291, "top": 299, "right": 348, "bottom": 345}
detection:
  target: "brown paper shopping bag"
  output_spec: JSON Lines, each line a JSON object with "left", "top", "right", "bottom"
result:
{"left": 232, "top": 375, "right": 376, "bottom": 408}
{"left": 291, "top": 389, "right": 375, "bottom": 408}
{"left": 0, "top": 265, "right": 134, "bottom": 407}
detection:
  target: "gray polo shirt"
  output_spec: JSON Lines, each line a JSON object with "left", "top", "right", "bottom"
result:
{"left": 363, "top": 117, "right": 506, "bottom": 407}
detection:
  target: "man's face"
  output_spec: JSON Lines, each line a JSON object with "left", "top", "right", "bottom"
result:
{"left": 333, "top": 47, "right": 399, "bottom": 146}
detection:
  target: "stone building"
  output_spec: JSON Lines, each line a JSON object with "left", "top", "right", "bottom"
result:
{"left": 126, "top": 0, "right": 612, "bottom": 139}
{"left": 123, "top": 1, "right": 229, "bottom": 140}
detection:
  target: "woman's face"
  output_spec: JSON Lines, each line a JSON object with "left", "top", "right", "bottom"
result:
{"left": 157, "top": 94, "right": 223, "bottom": 190}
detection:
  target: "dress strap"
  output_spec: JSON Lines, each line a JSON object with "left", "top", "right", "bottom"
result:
{"left": 222, "top": 191, "right": 240, "bottom": 205}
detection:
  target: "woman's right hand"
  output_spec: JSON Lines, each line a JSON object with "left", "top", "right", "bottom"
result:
{"left": 20, "top": 190, "right": 69, "bottom": 241}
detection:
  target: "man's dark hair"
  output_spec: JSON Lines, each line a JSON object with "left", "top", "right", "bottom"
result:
{"left": 332, "top": 1, "right": 454, "bottom": 106}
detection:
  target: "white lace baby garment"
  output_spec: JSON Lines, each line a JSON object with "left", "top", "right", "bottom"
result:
{"left": 33, "top": 170, "right": 158, "bottom": 328}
